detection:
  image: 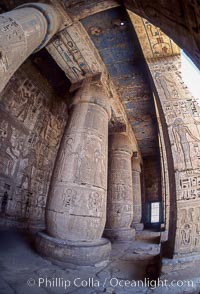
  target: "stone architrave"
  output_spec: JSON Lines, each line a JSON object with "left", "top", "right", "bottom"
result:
{"left": 104, "top": 133, "right": 135, "bottom": 241}
{"left": 36, "top": 83, "right": 112, "bottom": 266}
{"left": 0, "top": 3, "right": 62, "bottom": 92}
{"left": 132, "top": 158, "right": 144, "bottom": 231}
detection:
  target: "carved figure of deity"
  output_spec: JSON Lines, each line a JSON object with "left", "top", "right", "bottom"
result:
{"left": 172, "top": 118, "right": 200, "bottom": 170}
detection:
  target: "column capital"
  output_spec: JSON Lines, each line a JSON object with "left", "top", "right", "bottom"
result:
{"left": 132, "top": 157, "right": 141, "bottom": 173}
{"left": 109, "top": 133, "right": 133, "bottom": 156}
{"left": 70, "top": 83, "right": 111, "bottom": 119}
{"left": 109, "top": 118, "right": 127, "bottom": 134}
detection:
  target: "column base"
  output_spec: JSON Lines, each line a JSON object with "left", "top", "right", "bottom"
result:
{"left": 35, "top": 231, "right": 111, "bottom": 267}
{"left": 132, "top": 222, "right": 144, "bottom": 231}
{"left": 161, "top": 253, "right": 200, "bottom": 274}
{"left": 104, "top": 228, "right": 135, "bottom": 241}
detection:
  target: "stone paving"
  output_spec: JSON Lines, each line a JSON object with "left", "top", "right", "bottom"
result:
{"left": 0, "top": 229, "right": 161, "bottom": 294}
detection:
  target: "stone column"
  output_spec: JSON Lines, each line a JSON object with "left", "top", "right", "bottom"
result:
{"left": 131, "top": 158, "right": 144, "bottom": 231}
{"left": 0, "top": 3, "right": 62, "bottom": 92}
{"left": 104, "top": 133, "right": 135, "bottom": 241}
{"left": 36, "top": 83, "right": 111, "bottom": 266}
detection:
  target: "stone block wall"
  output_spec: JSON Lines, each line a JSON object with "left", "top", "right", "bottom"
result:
{"left": 0, "top": 60, "right": 68, "bottom": 229}
{"left": 150, "top": 56, "right": 200, "bottom": 255}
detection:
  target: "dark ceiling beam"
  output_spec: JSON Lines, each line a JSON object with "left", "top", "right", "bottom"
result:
{"left": 60, "top": 0, "right": 121, "bottom": 21}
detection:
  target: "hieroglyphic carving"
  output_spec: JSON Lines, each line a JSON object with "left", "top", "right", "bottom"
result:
{"left": 0, "top": 9, "right": 40, "bottom": 93}
{"left": 163, "top": 99, "right": 200, "bottom": 123}
{"left": 0, "top": 4, "right": 63, "bottom": 93}
{"left": 127, "top": 5, "right": 200, "bottom": 255}
{"left": 171, "top": 118, "right": 200, "bottom": 170}
{"left": 176, "top": 169, "right": 200, "bottom": 201}
{"left": 1, "top": 78, "right": 43, "bottom": 130}
{"left": 151, "top": 60, "right": 200, "bottom": 254}
{"left": 48, "top": 31, "right": 91, "bottom": 82}
{"left": 128, "top": 12, "right": 180, "bottom": 60}
{"left": 148, "top": 57, "right": 200, "bottom": 255}
{"left": 105, "top": 133, "right": 134, "bottom": 237}
{"left": 47, "top": 22, "right": 103, "bottom": 83}
{"left": 58, "top": 186, "right": 104, "bottom": 217}
{"left": 0, "top": 14, "right": 26, "bottom": 75}
{"left": 46, "top": 84, "right": 110, "bottom": 242}
{"left": 132, "top": 161, "right": 143, "bottom": 228}
{"left": 0, "top": 63, "right": 68, "bottom": 224}
{"left": 176, "top": 201, "right": 200, "bottom": 253}
{"left": 0, "top": 113, "right": 26, "bottom": 178}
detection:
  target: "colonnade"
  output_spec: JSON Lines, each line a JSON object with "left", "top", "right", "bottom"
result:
{"left": 0, "top": 3, "right": 144, "bottom": 266}
{"left": 35, "top": 82, "right": 143, "bottom": 265}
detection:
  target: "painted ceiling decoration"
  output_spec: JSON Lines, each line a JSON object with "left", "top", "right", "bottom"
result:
{"left": 81, "top": 7, "right": 160, "bottom": 157}
{"left": 128, "top": 11, "right": 180, "bottom": 61}
{"left": 0, "top": 0, "right": 181, "bottom": 159}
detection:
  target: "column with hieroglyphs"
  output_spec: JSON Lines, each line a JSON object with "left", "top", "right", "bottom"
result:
{"left": 132, "top": 157, "right": 144, "bottom": 231}
{"left": 0, "top": 3, "right": 62, "bottom": 93}
{"left": 104, "top": 133, "right": 135, "bottom": 241}
{"left": 129, "top": 11, "right": 200, "bottom": 269}
{"left": 36, "top": 83, "right": 112, "bottom": 266}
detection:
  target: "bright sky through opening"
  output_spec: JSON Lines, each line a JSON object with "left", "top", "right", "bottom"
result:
{"left": 181, "top": 50, "right": 200, "bottom": 102}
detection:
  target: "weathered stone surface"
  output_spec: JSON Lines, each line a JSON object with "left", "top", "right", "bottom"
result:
{"left": 104, "top": 133, "right": 135, "bottom": 241}
{"left": 151, "top": 58, "right": 200, "bottom": 257}
{"left": 82, "top": 7, "right": 159, "bottom": 158}
{"left": 2, "top": 0, "right": 200, "bottom": 283}
{"left": 36, "top": 83, "right": 111, "bottom": 265}
{"left": 35, "top": 231, "right": 111, "bottom": 267}
{"left": 126, "top": 0, "right": 200, "bottom": 72}
{"left": 0, "top": 61, "right": 68, "bottom": 229}
{"left": 46, "top": 83, "right": 111, "bottom": 241}
{"left": 0, "top": 3, "right": 62, "bottom": 93}
{"left": 132, "top": 12, "right": 200, "bottom": 259}
{"left": 132, "top": 158, "right": 143, "bottom": 231}
{"left": 0, "top": 229, "right": 162, "bottom": 294}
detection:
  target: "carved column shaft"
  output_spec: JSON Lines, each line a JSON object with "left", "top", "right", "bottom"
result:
{"left": 132, "top": 158, "right": 144, "bottom": 231}
{"left": 0, "top": 3, "right": 62, "bottom": 92}
{"left": 36, "top": 83, "right": 111, "bottom": 266}
{"left": 104, "top": 133, "right": 135, "bottom": 241}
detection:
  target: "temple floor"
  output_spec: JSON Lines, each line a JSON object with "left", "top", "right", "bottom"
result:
{"left": 0, "top": 229, "right": 199, "bottom": 294}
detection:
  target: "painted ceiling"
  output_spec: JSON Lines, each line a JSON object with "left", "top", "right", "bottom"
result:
{"left": 81, "top": 7, "right": 159, "bottom": 157}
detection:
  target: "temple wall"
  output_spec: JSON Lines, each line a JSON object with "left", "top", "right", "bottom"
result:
{"left": 0, "top": 60, "right": 68, "bottom": 228}
{"left": 149, "top": 56, "right": 200, "bottom": 255}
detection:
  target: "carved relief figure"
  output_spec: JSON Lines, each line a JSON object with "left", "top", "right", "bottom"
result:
{"left": 88, "top": 192, "right": 102, "bottom": 211}
{"left": 62, "top": 188, "right": 77, "bottom": 212}
{"left": 0, "top": 119, "right": 9, "bottom": 149}
{"left": 5, "top": 127, "right": 24, "bottom": 176}
{"left": 172, "top": 118, "right": 200, "bottom": 170}
{"left": 41, "top": 114, "right": 63, "bottom": 148}
{"left": 18, "top": 149, "right": 37, "bottom": 191}
{"left": 76, "top": 143, "right": 88, "bottom": 181}
{"left": 94, "top": 142, "right": 104, "bottom": 187}
{"left": 1, "top": 191, "right": 8, "bottom": 214}
{"left": 155, "top": 72, "right": 179, "bottom": 100}
{"left": 194, "top": 207, "right": 200, "bottom": 247}
{"left": 15, "top": 79, "right": 39, "bottom": 122}
{"left": 179, "top": 208, "right": 193, "bottom": 248}
{"left": 55, "top": 137, "right": 75, "bottom": 180}
{"left": 181, "top": 224, "right": 192, "bottom": 246}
